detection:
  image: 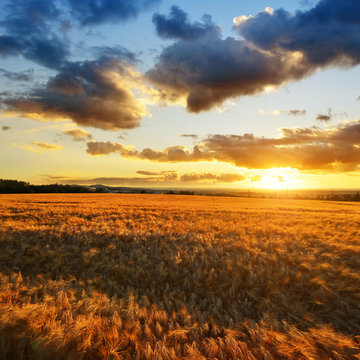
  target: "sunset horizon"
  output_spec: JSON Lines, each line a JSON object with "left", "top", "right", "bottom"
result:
{"left": 1, "top": 0, "right": 360, "bottom": 191}
{"left": 1, "top": 1, "right": 360, "bottom": 358}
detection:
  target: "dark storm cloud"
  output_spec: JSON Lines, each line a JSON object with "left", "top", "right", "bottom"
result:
{"left": 147, "top": 35, "right": 311, "bottom": 112}
{"left": 0, "top": 0, "right": 157, "bottom": 69}
{"left": 0, "top": 35, "right": 23, "bottom": 57}
{"left": 0, "top": 68, "right": 33, "bottom": 82}
{"left": 1, "top": 0, "right": 60, "bottom": 36}
{"left": 3, "top": 56, "right": 148, "bottom": 130}
{"left": 147, "top": 0, "right": 360, "bottom": 112}
{"left": 299, "top": 0, "right": 315, "bottom": 7}
{"left": 0, "top": 0, "right": 68, "bottom": 69}
{"left": 90, "top": 46, "right": 137, "bottom": 63}
{"left": 288, "top": 109, "right": 306, "bottom": 116}
{"left": 86, "top": 121, "right": 360, "bottom": 172}
{"left": 68, "top": 0, "right": 161, "bottom": 26}
{"left": 0, "top": 0, "right": 153, "bottom": 129}
{"left": 21, "top": 37, "right": 69, "bottom": 69}
{"left": 0, "top": 34, "right": 68, "bottom": 70}
{"left": 235, "top": 0, "right": 360, "bottom": 66}
{"left": 152, "top": 6, "right": 220, "bottom": 40}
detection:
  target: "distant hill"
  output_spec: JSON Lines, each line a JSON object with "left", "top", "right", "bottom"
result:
{"left": 0, "top": 179, "right": 93, "bottom": 194}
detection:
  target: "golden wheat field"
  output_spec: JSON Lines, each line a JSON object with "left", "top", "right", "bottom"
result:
{"left": 0, "top": 194, "right": 360, "bottom": 359}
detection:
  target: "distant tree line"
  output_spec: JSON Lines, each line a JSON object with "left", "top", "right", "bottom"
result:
{"left": 1, "top": 179, "right": 359, "bottom": 201}
{"left": 317, "top": 192, "right": 360, "bottom": 202}
{"left": 0, "top": 179, "right": 95, "bottom": 193}
{"left": 164, "top": 190, "right": 195, "bottom": 195}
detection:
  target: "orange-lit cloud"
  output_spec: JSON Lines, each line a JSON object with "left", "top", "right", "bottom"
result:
{"left": 45, "top": 171, "right": 246, "bottom": 186}
{"left": 258, "top": 109, "right": 284, "bottom": 116}
{"left": 3, "top": 57, "right": 150, "bottom": 130}
{"left": 13, "top": 141, "right": 64, "bottom": 153}
{"left": 180, "top": 173, "right": 245, "bottom": 183}
{"left": 250, "top": 175, "right": 262, "bottom": 182}
{"left": 136, "top": 170, "right": 176, "bottom": 177}
{"left": 62, "top": 128, "right": 92, "bottom": 142}
{"left": 86, "top": 120, "right": 360, "bottom": 172}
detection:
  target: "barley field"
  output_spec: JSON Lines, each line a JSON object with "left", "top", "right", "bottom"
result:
{"left": 0, "top": 194, "right": 360, "bottom": 359}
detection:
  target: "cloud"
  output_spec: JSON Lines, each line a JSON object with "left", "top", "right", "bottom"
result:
{"left": 40, "top": 175, "right": 71, "bottom": 181}
{"left": 152, "top": 6, "right": 220, "bottom": 40}
{"left": 299, "top": 0, "right": 316, "bottom": 7}
{"left": 117, "top": 133, "right": 129, "bottom": 140}
{"left": 86, "top": 141, "right": 125, "bottom": 156}
{"left": 147, "top": 34, "right": 310, "bottom": 112}
{"left": 272, "top": 109, "right": 283, "bottom": 115}
{"left": 317, "top": 108, "right": 332, "bottom": 122}
{"left": 0, "top": 34, "right": 68, "bottom": 70}
{"left": 250, "top": 175, "right": 262, "bottom": 182}
{"left": 288, "top": 109, "right": 306, "bottom": 116}
{"left": 57, "top": 176, "right": 169, "bottom": 186}
{"left": 68, "top": 0, "right": 160, "bottom": 26}
{"left": 86, "top": 120, "right": 360, "bottom": 172}
{"left": 136, "top": 170, "right": 178, "bottom": 180}
{"left": 136, "top": 170, "right": 172, "bottom": 176}
{"left": 2, "top": 56, "right": 151, "bottom": 130}
{"left": 0, "top": 0, "right": 68, "bottom": 69}
{"left": 0, "top": 0, "right": 158, "bottom": 69}
{"left": 0, "top": 68, "right": 33, "bottom": 81}
{"left": 31, "top": 141, "right": 63, "bottom": 150}
{"left": 62, "top": 129, "right": 92, "bottom": 142}
{"left": 86, "top": 141, "right": 211, "bottom": 162}
{"left": 179, "top": 173, "right": 245, "bottom": 183}
{"left": 13, "top": 141, "right": 64, "bottom": 153}
{"left": 44, "top": 170, "right": 246, "bottom": 186}
{"left": 235, "top": 0, "right": 360, "bottom": 66}
{"left": 181, "top": 134, "right": 198, "bottom": 139}
{"left": 90, "top": 46, "right": 136, "bottom": 62}
{"left": 259, "top": 109, "right": 284, "bottom": 116}
{"left": 147, "top": 0, "right": 360, "bottom": 112}
{"left": 316, "top": 114, "right": 332, "bottom": 122}
{"left": 2, "top": 126, "right": 11, "bottom": 131}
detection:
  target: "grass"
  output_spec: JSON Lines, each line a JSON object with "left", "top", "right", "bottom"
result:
{"left": 0, "top": 194, "right": 360, "bottom": 359}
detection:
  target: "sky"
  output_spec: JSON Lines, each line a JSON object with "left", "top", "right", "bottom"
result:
{"left": 0, "top": 0, "right": 360, "bottom": 190}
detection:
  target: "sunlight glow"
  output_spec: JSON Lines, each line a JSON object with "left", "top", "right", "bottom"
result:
{"left": 253, "top": 168, "right": 301, "bottom": 190}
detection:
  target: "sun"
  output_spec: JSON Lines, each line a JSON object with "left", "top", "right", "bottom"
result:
{"left": 254, "top": 168, "right": 301, "bottom": 190}
{"left": 258, "top": 175, "right": 288, "bottom": 190}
